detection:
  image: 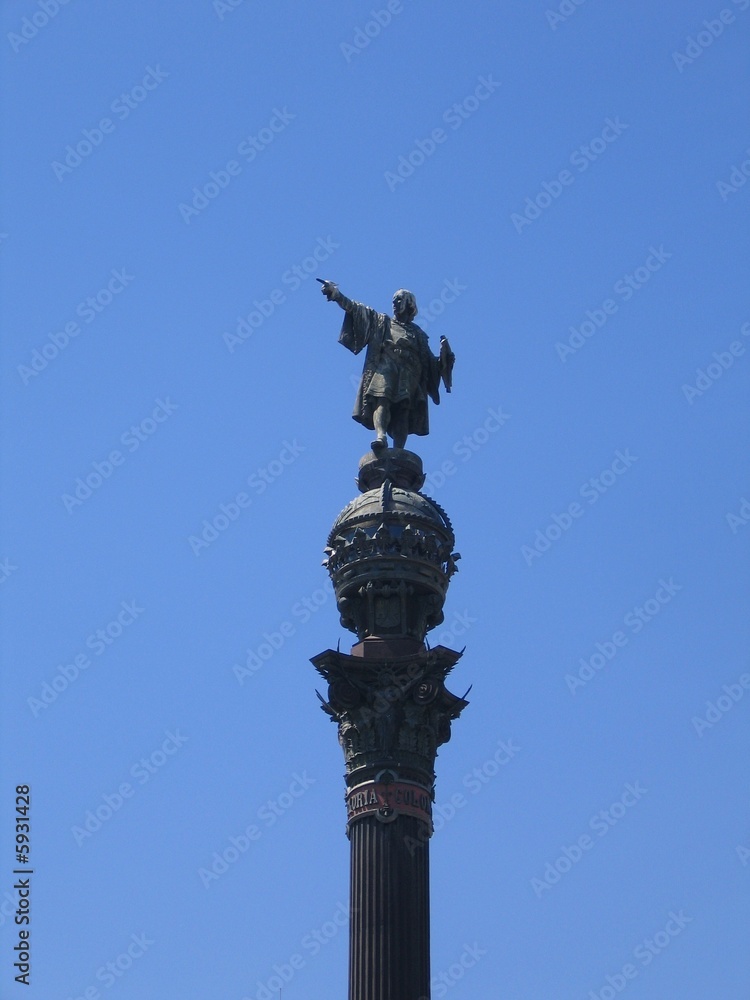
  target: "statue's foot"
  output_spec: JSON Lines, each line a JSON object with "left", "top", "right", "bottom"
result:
{"left": 371, "top": 436, "right": 387, "bottom": 451}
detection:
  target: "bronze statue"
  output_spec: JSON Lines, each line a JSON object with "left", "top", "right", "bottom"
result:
{"left": 320, "top": 280, "right": 455, "bottom": 451}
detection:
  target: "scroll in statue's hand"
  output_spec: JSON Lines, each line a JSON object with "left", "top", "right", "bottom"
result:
{"left": 439, "top": 335, "right": 455, "bottom": 393}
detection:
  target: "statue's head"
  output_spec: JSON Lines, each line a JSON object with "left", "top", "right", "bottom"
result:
{"left": 392, "top": 289, "right": 417, "bottom": 322}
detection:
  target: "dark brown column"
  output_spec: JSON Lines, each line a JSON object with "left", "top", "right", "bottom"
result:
{"left": 349, "top": 815, "right": 431, "bottom": 1000}
{"left": 312, "top": 450, "right": 467, "bottom": 1000}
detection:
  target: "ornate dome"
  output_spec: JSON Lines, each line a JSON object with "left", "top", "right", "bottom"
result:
{"left": 329, "top": 482, "right": 454, "bottom": 543}
{"left": 324, "top": 457, "right": 460, "bottom": 642}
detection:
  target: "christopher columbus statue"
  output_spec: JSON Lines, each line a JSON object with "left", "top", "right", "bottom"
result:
{"left": 320, "top": 281, "right": 455, "bottom": 451}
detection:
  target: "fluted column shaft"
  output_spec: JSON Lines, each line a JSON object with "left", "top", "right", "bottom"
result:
{"left": 349, "top": 815, "right": 430, "bottom": 1000}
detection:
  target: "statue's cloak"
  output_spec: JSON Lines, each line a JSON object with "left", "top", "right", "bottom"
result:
{"left": 339, "top": 301, "right": 440, "bottom": 437}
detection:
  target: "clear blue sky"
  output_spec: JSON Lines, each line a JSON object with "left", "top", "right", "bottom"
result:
{"left": 1, "top": 1, "right": 748, "bottom": 998}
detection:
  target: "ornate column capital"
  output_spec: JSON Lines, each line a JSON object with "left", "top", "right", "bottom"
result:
{"left": 312, "top": 646, "right": 468, "bottom": 836}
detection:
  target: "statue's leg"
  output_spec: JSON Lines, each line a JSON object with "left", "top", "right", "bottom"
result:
{"left": 372, "top": 402, "right": 390, "bottom": 450}
{"left": 389, "top": 404, "right": 409, "bottom": 450}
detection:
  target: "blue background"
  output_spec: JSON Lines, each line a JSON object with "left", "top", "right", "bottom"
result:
{"left": 1, "top": 1, "right": 748, "bottom": 998}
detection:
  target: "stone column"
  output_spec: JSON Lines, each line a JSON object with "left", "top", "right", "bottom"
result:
{"left": 312, "top": 450, "right": 467, "bottom": 1000}
{"left": 348, "top": 814, "right": 430, "bottom": 1000}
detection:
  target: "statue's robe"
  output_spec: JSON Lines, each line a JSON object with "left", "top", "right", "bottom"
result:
{"left": 338, "top": 300, "right": 440, "bottom": 437}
